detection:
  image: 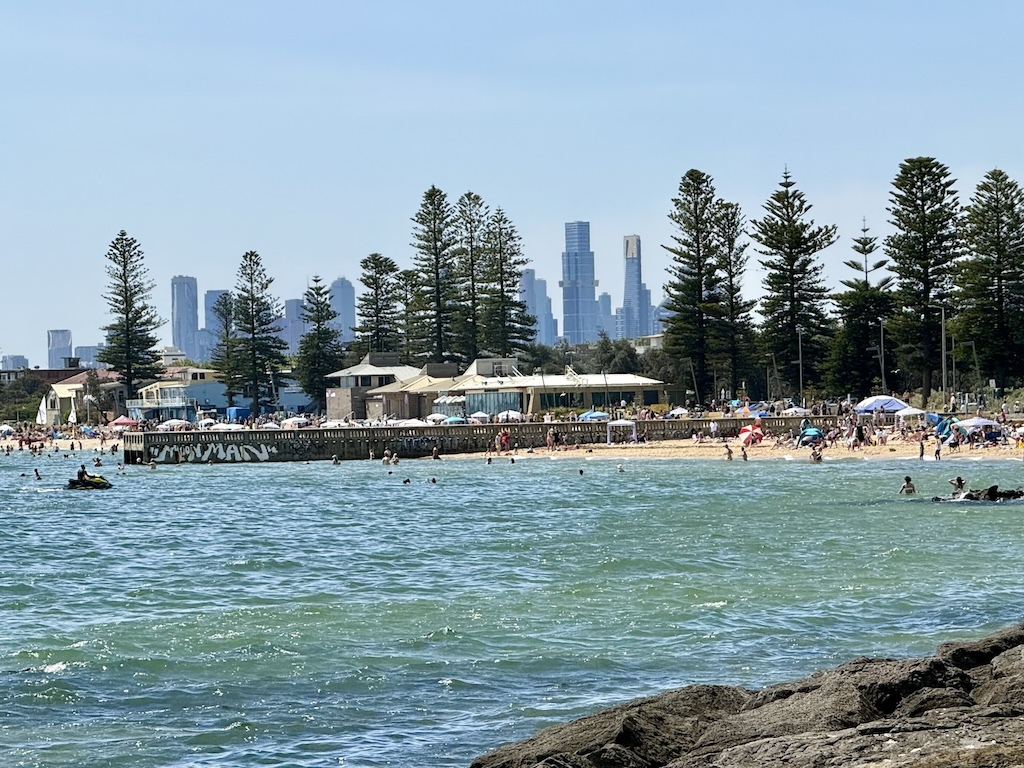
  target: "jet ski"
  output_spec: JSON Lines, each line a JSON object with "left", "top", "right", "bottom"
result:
{"left": 66, "top": 474, "right": 112, "bottom": 490}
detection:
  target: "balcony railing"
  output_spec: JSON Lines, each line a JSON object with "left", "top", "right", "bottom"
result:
{"left": 126, "top": 396, "right": 193, "bottom": 409}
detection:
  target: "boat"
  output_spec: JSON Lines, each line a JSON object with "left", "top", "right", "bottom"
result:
{"left": 66, "top": 474, "right": 113, "bottom": 490}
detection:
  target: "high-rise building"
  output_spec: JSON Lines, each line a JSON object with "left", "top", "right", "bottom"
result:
{"left": 518, "top": 269, "right": 558, "bottom": 347}
{"left": 278, "top": 298, "right": 307, "bottom": 355}
{"left": 204, "top": 289, "right": 230, "bottom": 331}
{"left": 171, "top": 276, "right": 199, "bottom": 360}
{"left": 329, "top": 277, "right": 356, "bottom": 342}
{"left": 560, "top": 221, "right": 599, "bottom": 345}
{"left": 597, "top": 292, "right": 614, "bottom": 337}
{"left": 74, "top": 345, "right": 107, "bottom": 369}
{"left": 1, "top": 354, "right": 28, "bottom": 370}
{"left": 47, "top": 329, "right": 72, "bottom": 369}
{"left": 618, "top": 235, "right": 650, "bottom": 339}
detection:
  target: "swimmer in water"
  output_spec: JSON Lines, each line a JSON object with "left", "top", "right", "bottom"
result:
{"left": 899, "top": 476, "right": 915, "bottom": 495}
{"left": 949, "top": 476, "right": 965, "bottom": 498}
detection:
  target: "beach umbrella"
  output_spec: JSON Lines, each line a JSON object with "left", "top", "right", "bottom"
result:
{"left": 209, "top": 423, "right": 246, "bottom": 431}
{"left": 158, "top": 418, "right": 191, "bottom": 429}
{"left": 281, "top": 416, "right": 309, "bottom": 428}
{"left": 398, "top": 418, "right": 429, "bottom": 427}
{"left": 895, "top": 406, "right": 926, "bottom": 417}
{"left": 469, "top": 411, "right": 490, "bottom": 420}
{"left": 260, "top": 422, "right": 282, "bottom": 430}
{"left": 197, "top": 418, "right": 218, "bottom": 428}
{"left": 0, "top": 424, "right": 14, "bottom": 435}
{"left": 782, "top": 406, "right": 810, "bottom": 416}
{"left": 578, "top": 410, "right": 610, "bottom": 422}
{"left": 496, "top": 410, "right": 523, "bottom": 422}
{"left": 110, "top": 415, "right": 139, "bottom": 426}
{"left": 739, "top": 424, "right": 764, "bottom": 446}
{"left": 444, "top": 416, "right": 467, "bottom": 425}
{"left": 667, "top": 406, "right": 688, "bottom": 417}
{"left": 425, "top": 413, "right": 448, "bottom": 423}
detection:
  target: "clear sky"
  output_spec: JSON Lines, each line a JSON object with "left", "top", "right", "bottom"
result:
{"left": 3, "top": 1, "right": 1022, "bottom": 366}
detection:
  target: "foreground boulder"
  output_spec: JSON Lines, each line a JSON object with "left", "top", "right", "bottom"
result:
{"left": 472, "top": 623, "right": 1024, "bottom": 768}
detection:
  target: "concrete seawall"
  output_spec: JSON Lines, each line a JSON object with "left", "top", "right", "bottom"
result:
{"left": 121, "top": 416, "right": 839, "bottom": 465}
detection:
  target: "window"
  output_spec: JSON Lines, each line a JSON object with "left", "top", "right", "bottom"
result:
{"left": 359, "top": 376, "right": 372, "bottom": 387}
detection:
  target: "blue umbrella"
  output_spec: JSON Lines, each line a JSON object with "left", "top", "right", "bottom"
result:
{"left": 444, "top": 416, "right": 466, "bottom": 424}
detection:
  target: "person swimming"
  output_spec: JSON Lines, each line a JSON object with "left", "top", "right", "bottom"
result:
{"left": 899, "top": 476, "right": 916, "bottom": 495}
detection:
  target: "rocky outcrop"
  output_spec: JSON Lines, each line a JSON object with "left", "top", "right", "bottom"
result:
{"left": 471, "top": 623, "right": 1024, "bottom": 768}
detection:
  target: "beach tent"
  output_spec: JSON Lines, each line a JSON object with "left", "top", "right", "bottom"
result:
{"left": 782, "top": 406, "right": 811, "bottom": 416}
{"left": 797, "top": 426, "right": 824, "bottom": 446}
{"left": 260, "top": 422, "right": 282, "bottom": 430}
{"left": 398, "top": 418, "right": 429, "bottom": 427}
{"left": 109, "top": 415, "right": 139, "bottom": 426}
{"left": 606, "top": 419, "right": 637, "bottom": 445}
{"left": 197, "top": 418, "right": 218, "bottom": 429}
{"left": 209, "top": 422, "right": 246, "bottom": 431}
{"left": 854, "top": 395, "right": 909, "bottom": 413}
{"left": 954, "top": 416, "right": 1001, "bottom": 430}
{"left": 318, "top": 420, "right": 348, "bottom": 428}
{"left": 578, "top": 409, "right": 610, "bottom": 422}
{"left": 425, "top": 413, "right": 448, "bottom": 423}
{"left": 469, "top": 411, "right": 490, "bottom": 421}
{"left": 496, "top": 410, "right": 523, "bottom": 422}
{"left": 667, "top": 406, "right": 688, "bottom": 417}
{"left": 444, "top": 415, "right": 466, "bottom": 425}
{"left": 281, "top": 416, "right": 309, "bottom": 428}
{"left": 0, "top": 424, "right": 14, "bottom": 435}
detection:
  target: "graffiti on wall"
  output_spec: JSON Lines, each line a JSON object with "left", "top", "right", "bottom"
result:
{"left": 149, "top": 442, "right": 280, "bottom": 463}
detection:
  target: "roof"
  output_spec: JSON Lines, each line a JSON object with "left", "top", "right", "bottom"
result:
{"left": 449, "top": 372, "right": 663, "bottom": 392}
{"left": 328, "top": 361, "right": 421, "bottom": 381}
{"left": 366, "top": 374, "right": 464, "bottom": 396}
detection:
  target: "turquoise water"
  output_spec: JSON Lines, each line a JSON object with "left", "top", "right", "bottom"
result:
{"left": 2, "top": 448, "right": 1024, "bottom": 766}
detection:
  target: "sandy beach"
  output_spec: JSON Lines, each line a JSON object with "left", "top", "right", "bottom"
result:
{"left": 5, "top": 433, "right": 1021, "bottom": 464}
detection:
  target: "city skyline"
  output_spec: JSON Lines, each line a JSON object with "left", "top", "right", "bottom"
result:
{"left": 4, "top": 4, "right": 1024, "bottom": 364}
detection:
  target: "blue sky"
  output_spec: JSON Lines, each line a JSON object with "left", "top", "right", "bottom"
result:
{"left": 3, "top": 1, "right": 1022, "bottom": 366}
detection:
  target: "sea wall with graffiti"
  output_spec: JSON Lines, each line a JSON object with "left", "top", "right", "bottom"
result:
{"left": 120, "top": 417, "right": 833, "bottom": 465}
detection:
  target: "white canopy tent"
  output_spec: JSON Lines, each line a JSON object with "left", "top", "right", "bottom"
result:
{"left": 607, "top": 419, "right": 637, "bottom": 445}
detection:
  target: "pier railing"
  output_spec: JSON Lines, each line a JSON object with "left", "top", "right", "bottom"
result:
{"left": 120, "top": 416, "right": 839, "bottom": 465}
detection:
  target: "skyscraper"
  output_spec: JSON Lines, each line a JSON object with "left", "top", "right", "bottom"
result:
{"left": 278, "top": 298, "right": 306, "bottom": 355}
{"left": 204, "top": 289, "right": 230, "bottom": 331}
{"left": 619, "top": 235, "right": 650, "bottom": 339}
{"left": 1, "top": 354, "right": 28, "bottom": 370}
{"left": 171, "top": 276, "right": 199, "bottom": 360}
{"left": 329, "top": 277, "right": 356, "bottom": 342}
{"left": 518, "top": 269, "right": 558, "bottom": 347}
{"left": 560, "top": 221, "right": 598, "bottom": 345}
{"left": 597, "top": 292, "right": 614, "bottom": 337}
{"left": 47, "top": 329, "right": 72, "bottom": 368}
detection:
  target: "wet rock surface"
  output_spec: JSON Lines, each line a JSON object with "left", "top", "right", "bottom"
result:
{"left": 472, "top": 624, "right": 1024, "bottom": 768}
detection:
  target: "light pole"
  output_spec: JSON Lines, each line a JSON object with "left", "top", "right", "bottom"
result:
{"left": 795, "top": 326, "right": 805, "bottom": 408}
{"left": 928, "top": 304, "right": 947, "bottom": 401}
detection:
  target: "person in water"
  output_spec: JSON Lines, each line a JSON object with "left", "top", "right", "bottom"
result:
{"left": 899, "top": 476, "right": 916, "bottom": 495}
{"left": 949, "top": 476, "right": 966, "bottom": 497}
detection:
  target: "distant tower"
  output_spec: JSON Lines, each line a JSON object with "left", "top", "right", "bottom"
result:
{"left": 279, "top": 298, "right": 306, "bottom": 355}
{"left": 1, "top": 354, "right": 29, "bottom": 370}
{"left": 47, "top": 330, "right": 72, "bottom": 369}
{"left": 620, "top": 235, "right": 649, "bottom": 339}
{"left": 519, "top": 269, "right": 558, "bottom": 347}
{"left": 597, "top": 292, "right": 614, "bottom": 336}
{"left": 171, "top": 276, "right": 199, "bottom": 359}
{"left": 329, "top": 277, "right": 356, "bottom": 342}
{"left": 560, "top": 221, "right": 598, "bottom": 345}
{"left": 204, "top": 289, "right": 230, "bottom": 331}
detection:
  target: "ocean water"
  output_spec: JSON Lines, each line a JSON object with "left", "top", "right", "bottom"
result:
{"left": 2, "top": 447, "right": 1024, "bottom": 766}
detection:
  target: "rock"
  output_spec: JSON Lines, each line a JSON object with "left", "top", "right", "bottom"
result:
{"left": 471, "top": 623, "right": 1024, "bottom": 768}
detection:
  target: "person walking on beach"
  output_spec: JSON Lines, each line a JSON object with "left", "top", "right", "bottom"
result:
{"left": 724, "top": 444, "right": 733, "bottom": 460}
{"left": 899, "top": 476, "right": 916, "bottom": 495}
{"left": 934, "top": 439, "right": 941, "bottom": 461}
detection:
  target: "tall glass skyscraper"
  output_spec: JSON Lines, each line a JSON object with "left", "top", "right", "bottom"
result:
{"left": 619, "top": 235, "right": 650, "bottom": 339}
{"left": 204, "top": 289, "right": 230, "bottom": 331}
{"left": 47, "top": 329, "right": 72, "bottom": 368}
{"left": 559, "top": 221, "right": 598, "bottom": 345}
{"left": 329, "top": 277, "right": 356, "bottom": 342}
{"left": 171, "top": 276, "right": 199, "bottom": 360}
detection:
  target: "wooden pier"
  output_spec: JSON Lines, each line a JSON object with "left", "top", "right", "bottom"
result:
{"left": 120, "top": 416, "right": 839, "bottom": 465}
